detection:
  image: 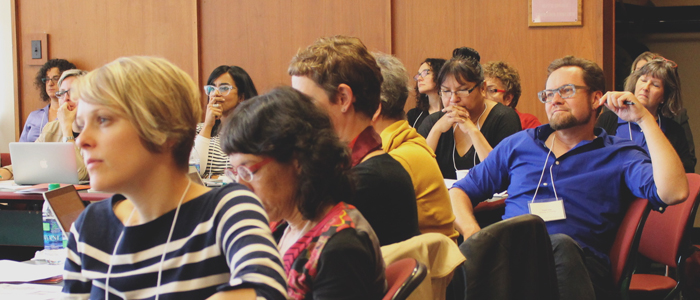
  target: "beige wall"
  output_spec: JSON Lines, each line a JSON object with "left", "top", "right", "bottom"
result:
{"left": 0, "top": 0, "right": 16, "bottom": 151}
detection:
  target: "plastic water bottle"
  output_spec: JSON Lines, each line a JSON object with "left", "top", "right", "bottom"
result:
{"left": 41, "top": 183, "right": 66, "bottom": 264}
{"left": 42, "top": 202, "right": 64, "bottom": 250}
{"left": 189, "top": 147, "right": 201, "bottom": 174}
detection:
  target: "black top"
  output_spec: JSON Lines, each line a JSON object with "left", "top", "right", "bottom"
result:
{"left": 351, "top": 153, "right": 421, "bottom": 246}
{"left": 272, "top": 225, "right": 385, "bottom": 300}
{"left": 407, "top": 107, "right": 429, "bottom": 129}
{"left": 596, "top": 110, "right": 696, "bottom": 173}
{"left": 417, "top": 103, "right": 522, "bottom": 179}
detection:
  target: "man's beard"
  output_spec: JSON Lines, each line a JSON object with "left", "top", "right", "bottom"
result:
{"left": 550, "top": 109, "right": 594, "bottom": 131}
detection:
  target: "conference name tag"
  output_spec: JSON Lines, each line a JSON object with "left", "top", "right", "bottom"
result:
{"left": 528, "top": 198, "right": 566, "bottom": 222}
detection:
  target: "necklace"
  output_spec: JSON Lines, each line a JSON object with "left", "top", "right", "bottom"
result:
{"left": 104, "top": 180, "right": 193, "bottom": 299}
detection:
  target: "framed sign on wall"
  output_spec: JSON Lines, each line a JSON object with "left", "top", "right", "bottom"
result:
{"left": 529, "top": 0, "right": 582, "bottom": 27}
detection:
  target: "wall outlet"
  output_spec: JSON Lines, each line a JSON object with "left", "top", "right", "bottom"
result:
{"left": 31, "top": 40, "right": 41, "bottom": 59}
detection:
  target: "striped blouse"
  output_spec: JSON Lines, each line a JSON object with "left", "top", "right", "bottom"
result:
{"left": 195, "top": 123, "right": 231, "bottom": 179}
{"left": 63, "top": 183, "right": 287, "bottom": 300}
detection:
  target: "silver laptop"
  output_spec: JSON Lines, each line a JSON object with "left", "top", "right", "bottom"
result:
{"left": 9, "top": 142, "right": 80, "bottom": 185}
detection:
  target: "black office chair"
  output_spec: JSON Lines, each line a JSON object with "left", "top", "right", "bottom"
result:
{"left": 460, "top": 214, "right": 559, "bottom": 300}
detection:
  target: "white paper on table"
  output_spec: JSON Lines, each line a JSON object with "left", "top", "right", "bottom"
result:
{"left": 0, "top": 260, "right": 63, "bottom": 283}
{"left": 0, "top": 283, "right": 62, "bottom": 300}
{"left": 0, "top": 180, "right": 28, "bottom": 191}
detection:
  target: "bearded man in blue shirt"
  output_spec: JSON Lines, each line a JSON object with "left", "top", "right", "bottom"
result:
{"left": 450, "top": 56, "right": 688, "bottom": 300}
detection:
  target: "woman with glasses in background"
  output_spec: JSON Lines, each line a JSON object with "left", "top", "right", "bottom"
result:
{"left": 222, "top": 87, "right": 386, "bottom": 300}
{"left": 483, "top": 61, "right": 541, "bottom": 130}
{"left": 195, "top": 65, "right": 258, "bottom": 178}
{"left": 19, "top": 59, "right": 76, "bottom": 142}
{"left": 596, "top": 57, "right": 696, "bottom": 173}
{"left": 407, "top": 58, "right": 446, "bottom": 129}
{"left": 0, "top": 69, "right": 89, "bottom": 181}
{"left": 418, "top": 55, "right": 521, "bottom": 179}
{"left": 629, "top": 52, "right": 694, "bottom": 172}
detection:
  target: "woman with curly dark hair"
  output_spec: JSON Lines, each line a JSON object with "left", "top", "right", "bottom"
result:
{"left": 222, "top": 86, "right": 386, "bottom": 300}
{"left": 407, "top": 58, "right": 445, "bottom": 129}
{"left": 20, "top": 59, "right": 76, "bottom": 142}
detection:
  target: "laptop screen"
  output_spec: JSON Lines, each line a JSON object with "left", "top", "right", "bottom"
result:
{"left": 9, "top": 142, "right": 80, "bottom": 185}
{"left": 43, "top": 185, "right": 87, "bottom": 234}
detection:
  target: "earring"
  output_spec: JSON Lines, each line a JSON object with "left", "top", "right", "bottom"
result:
{"left": 341, "top": 108, "right": 347, "bottom": 113}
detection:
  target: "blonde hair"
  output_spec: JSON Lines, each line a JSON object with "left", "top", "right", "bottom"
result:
{"left": 72, "top": 56, "right": 201, "bottom": 170}
{"left": 630, "top": 51, "right": 660, "bottom": 74}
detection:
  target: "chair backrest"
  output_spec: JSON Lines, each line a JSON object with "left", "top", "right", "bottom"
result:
{"left": 609, "top": 198, "right": 651, "bottom": 287}
{"left": 460, "top": 214, "right": 559, "bottom": 300}
{"left": 0, "top": 152, "right": 10, "bottom": 167}
{"left": 637, "top": 173, "right": 700, "bottom": 267}
{"left": 383, "top": 258, "right": 427, "bottom": 300}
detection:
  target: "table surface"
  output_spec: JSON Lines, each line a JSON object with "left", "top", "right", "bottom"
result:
{"left": 0, "top": 190, "right": 112, "bottom": 202}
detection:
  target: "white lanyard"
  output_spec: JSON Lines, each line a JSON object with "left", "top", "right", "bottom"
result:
{"left": 531, "top": 135, "right": 560, "bottom": 202}
{"left": 412, "top": 111, "right": 424, "bottom": 128}
{"left": 627, "top": 117, "right": 661, "bottom": 141}
{"left": 105, "top": 180, "right": 192, "bottom": 299}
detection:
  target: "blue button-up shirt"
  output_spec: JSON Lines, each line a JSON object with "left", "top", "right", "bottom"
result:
{"left": 19, "top": 104, "right": 50, "bottom": 142}
{"left": 453, "top": 124, "right": 665, "bottom": 262}
{"left": 614, "top": 115, "right": 674, "bottom": 152}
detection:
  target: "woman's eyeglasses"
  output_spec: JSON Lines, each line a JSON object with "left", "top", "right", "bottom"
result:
{"left": 486, "top": 88, "right": 506, "bottom": 97}
{"left": 41, "top": 76, "right": 60, "bottom": 84}
{"left": 440, "top": 81, "right": 482, "bottom": 100}
{"left": 55, "top": 90, "right": 69, "bottom": 99}
{"left": 224, "top": 157, "right": 273, "bottom": 183}
{"left": 651, "top": 56, "right": 678, "bottom": 69}
{"left": 204, "top": 85, "right": 235, "bottom": 96}
{"left": 413, "top": 69, "right": 430, "bottom": 81}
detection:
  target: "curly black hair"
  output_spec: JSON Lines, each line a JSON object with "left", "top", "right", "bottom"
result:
{"left": 220, "top": 86, "right": 354, "bottom": 220}
{"left": 415, "top": 58, "right": 446, "bottom": 112}
{"left": 34, "top": 59, "right": 76, "bottom": 102}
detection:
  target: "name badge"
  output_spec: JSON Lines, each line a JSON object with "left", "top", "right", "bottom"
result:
{"left": 528, "top": 198, "right": 566, "bottom": 222}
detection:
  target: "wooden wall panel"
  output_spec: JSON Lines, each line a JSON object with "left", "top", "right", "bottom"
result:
{"left": 13, "top": 0, "right": 614, "bottom": 136}
{"left": 15, "top": 0, "right": 198, "bottom": 135}
{"left": 199, "top": 0, "right": 392, "bottom": 95}
{"left": 393, "top": 0, "right": 613, "bottom": 124}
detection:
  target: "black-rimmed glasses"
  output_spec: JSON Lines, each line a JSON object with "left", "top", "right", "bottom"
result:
{"left": 440, "top": 81, "right": 482, "bottom": 100}
{"left": 413, "top": 69, "right": 430, "bottom": 81}
{"left": 41, "top": 76, "right": 60, "bottom": 84}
